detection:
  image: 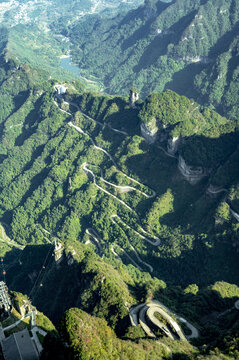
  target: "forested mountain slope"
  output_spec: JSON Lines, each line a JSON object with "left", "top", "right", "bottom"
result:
{"left": 7, "top": 240, "right": 239, "bottom": 359}
{"left": 64, "top": 0, "right": 239, "bottom": 119}
{"left": 0, "top": 46, "right": 238, "bottom": 289}
{"left": 42, "top": 305, "right": 239, "bottom": 359}
{"left": 0, "top": 27, "right": 238, "bottom": 358}
{"left": 0, "top": 0, "right": 143, "bottom": 86}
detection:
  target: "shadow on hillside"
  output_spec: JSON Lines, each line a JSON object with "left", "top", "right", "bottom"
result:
{"left": 0, "top": 90, "right": 29, "bottom": 143}
{"left": 0, "top": 154, "right": 7, "bottom": 164}
{"left": 120, "top": 131, "right": 239, "bottom": 286}
{"left": 15, "top": 95, "right": 44, "bottom": 147}
{"left": 73, "top": 92, "right": 140, "bottom": 135}
{"left": 3, "top": 244, "right": 84, "bottom": 324}
{"left": 4, "top": 245, "right": 53, "bottom": 294}
{"left": 208, "top": 20, "right": 239, "bottom": 58}
{"left": 164, "top": 62, "right": 204, "bottom": 100}
{"left": 133, "top": 10, "right": 198, "bottom": 72}
{"left": 120, "top": 1, "right": 171, "bottom": 51}
{"left": 1, "top": 241, "right": 239, "bottom": 349}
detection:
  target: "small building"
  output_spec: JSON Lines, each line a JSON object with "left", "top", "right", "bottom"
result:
{"left": 0, "top": 282, "right": 11, "bottom": 313}
{"left": 1, "top": 328, "right": 39, "bottom": 360}
{"left": 58, "top": 85, "right": 67, "bottom": 95}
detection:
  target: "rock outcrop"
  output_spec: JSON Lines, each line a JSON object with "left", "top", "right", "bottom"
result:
{"left": 130, "top": 89, "right": 139, "bottom": 108}
{"left": 67, "top": 252, "right": 75, "bottom": 266}
{"left": 140, "top": 122, "right": 158, "bottom": 144}
{"left": 54, "top": 239, "right": 64, "bottom": 265}
{"left": 178, "top": 156, "right": 208, "bottom": 184}
{"left": 182, "top": 56, "right": 211, "bottom": 64}
{"left": 167, "top": 136, "right": 180, "bottom": 155}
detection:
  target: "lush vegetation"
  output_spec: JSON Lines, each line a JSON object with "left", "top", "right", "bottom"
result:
{"left": 9, "top": 238, "right": 236, "bottom": 359}
{"left": 47, "top": 308, "right": 179, "bottom": 359}
{"left": 55, "top": 0, "right": 239, "bottom": 120}
{"left": 0, "top": 21, "right": 238, "bottom": 359}
{"left": 0, "top": 55, "right": 237, "bottom": 293}
{"left": 40, "top": 278, "right": 239, "bottom": 359}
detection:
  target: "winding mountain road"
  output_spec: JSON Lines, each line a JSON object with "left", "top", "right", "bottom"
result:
{"left": 64, "top": 97, "right": 129, "bottom": 136}
{"left": 0, "top": 225, "right": 24, "bottom": 250}
{"left": 85, "top": 228, "right": 103, "bottom": 253}
{"left": 111, "top": 215, "right": 161, "bottom": 246}
{"left": 156, "top": 144, "right": 177, "bottom": 159}
{"left": 147, "top": 304, "right": 186, "bottom": 341}
{"left": 130, "top": 301, "right": 199, "bottom": 342}
{"left": 111, "top": 244, "right": 143, "bottom": 271}
{"left": 70, "top": 122, "right": 155, "bottom": 197}
{"left": 230, "top": 208, "right": 239, "bottom": 222}
{"left": 111, "top": 216, "right": 153, "bottom": 272}
{"left": 53, "top": 87, "right": 160, "bottom": 274}
{"left": 57, "top": 91, "right": 155, "bottom": 197}
{"left": 207, "top": 186, "right": 228, "bottom": 195}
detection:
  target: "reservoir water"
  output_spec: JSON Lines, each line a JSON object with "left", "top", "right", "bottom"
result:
{"left": 60, "top": 56, "right": 81, "bottom": 77}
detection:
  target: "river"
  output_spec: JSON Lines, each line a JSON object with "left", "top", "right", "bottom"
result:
{"left": 60, "top": 56, "right": 81, "bottom": 77}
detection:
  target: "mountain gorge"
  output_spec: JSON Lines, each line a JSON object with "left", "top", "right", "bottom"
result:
{"left": 63, "top": 0, "right": 239, "bottom": 119}
{"left": 0, "top": 0, "right": 238, "bottom": 359}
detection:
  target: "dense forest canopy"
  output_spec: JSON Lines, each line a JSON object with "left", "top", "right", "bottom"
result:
{"left": 0, "top": 1, "right": 238, "bottom": 359}
{"left": 54, "top": 0, "right": 239, "bottom": 120}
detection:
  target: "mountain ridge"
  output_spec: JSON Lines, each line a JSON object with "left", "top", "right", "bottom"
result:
{"left": 62, "top": 0, "right": 239, "bottom": 120}
{"left": 0, "top": 12, "right": 238, "bottom": 358}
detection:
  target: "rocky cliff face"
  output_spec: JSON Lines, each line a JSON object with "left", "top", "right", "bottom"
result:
{"left": 178, "top": 155, "right": 208, "bottom": 185}
{"left": 167, "top": 136, "right": 181, "bottom": 155}
{"left": 140, "top": 120, "right": 158, "bottom": 143}
{"left": 140, "top": 124, "right": 208, "bottom": 184}
{"left": 140, "top": 118, "right": 181, "bottom": 154}
{"left": 130, "top": 90, "right": 139, "bottom": 108}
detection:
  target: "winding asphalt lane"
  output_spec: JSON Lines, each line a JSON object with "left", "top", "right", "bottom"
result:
{"left": 147, "top": 305, "right": 186, "bottom": 341}
{"left": 70, "top": 121, "right": 155, "bottom": 197}
{"left": 53, "top": 89, "right": 160, "bottom": 275}
{"left": 112, "top": 244, "right": 143, "bottom": 271}
{"left": 82, "top": 165, "right": 161, "bottom": 248}
{"left": 111, "top": 215, "right": 161, "bottom": 246}
{"left": 230, "top": 208, "right": 239, "bottom": 222}
{"left": 111, "top": 216, "right": 153, "bottom": 272}
{"left": 130, "top": 301, "right": 199, "bottom": 342}
{"left": 139, "top": 305, "right": 156, "bottom": 338}
{"left": 62, "top": 96, "right": 129, "bottom": 136}
{"left": 156, "top": 144, "right": 177, "bottom": 159}
{"left": 207, "top": 187, "right": 227, "bottom": 195}
{"left": 58, "top": 92, "right": 156, "bottom": 197}
{"left": 85, "top": 228, "right": 103, "bottom": 253}
{"left": 153, "top": 301, "right": 199, "bottom": 339}
{"left": 0, "top": 225, "right": 24, "bottom": 250}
